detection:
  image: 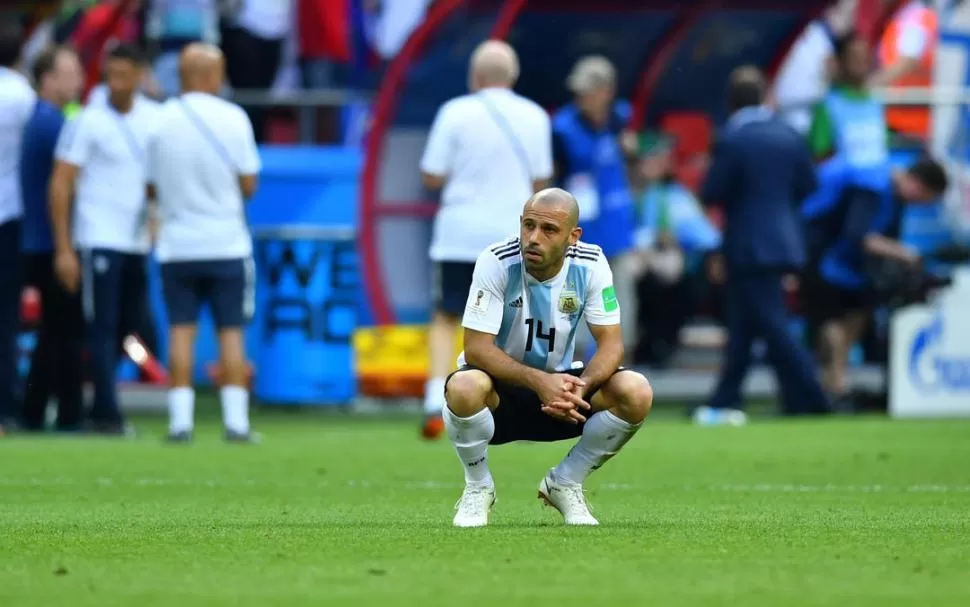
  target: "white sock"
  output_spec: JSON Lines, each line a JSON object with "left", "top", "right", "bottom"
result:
{"left": 220, "top": 385, "right": 250, "bottom": 434}
{"left": 553, "top": 410, "right": 640, "bottom": 485}
{"left": 423, "top": 377, "right": 446, "bottom": 415}
{"left": 442, "top": 405, "right": 494, "bottom": 486}
{"left": 168, "top": 387, "right": 195, "bottom": 433}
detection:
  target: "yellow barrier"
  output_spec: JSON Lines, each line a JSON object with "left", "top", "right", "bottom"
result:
{"left": 353, "top": 325, "right": 463, "bottom": 397}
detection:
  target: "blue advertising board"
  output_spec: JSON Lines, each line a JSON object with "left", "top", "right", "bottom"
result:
{"left": 147, "top": 146, "right": 362, "bottom": 405}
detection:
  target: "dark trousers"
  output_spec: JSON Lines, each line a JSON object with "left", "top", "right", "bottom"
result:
{"left": 0, "top": 220, "right": 21, "bottom": 423}
{"left": 221, "top": 26, "right": 283, "bottom": 143}
{"left": 708, "top": 270, "right": 829, "bottom": 414}
{"left": 22, "top": 252, "right": 84, "bottom": 430}
{"left": 634, "top": 271, "right": 692, "bottom": 367}
{"left": 81, "top": 249, "right": 148, "bottom": 425}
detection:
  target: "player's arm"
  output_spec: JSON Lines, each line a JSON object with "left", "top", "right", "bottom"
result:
{"left": 237, "top": 109, "right": 261, "bottom": 200}
{"left": 49, "top": 116, "right": 92, "bottom": 292}
{"left": 48, "top": 160, "right": 78, "bottom": 255}
{"left": 581, "top": 254, "right": 624, "bottom": 396}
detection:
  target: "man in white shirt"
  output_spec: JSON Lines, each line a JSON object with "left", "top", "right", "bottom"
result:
{"left": 771, "top": 0, "right": 857, "bottom": 133}
{"left": 443, "top": 188, "right": 653, "bottom": 527}
{"left": 49, "top": 44, "right": 160, "bottom": 436}
{"left": 147, "top": 43, "right": 260, "bottom": 443}
{"left": 419, "top": 40, "right": 553, "bottom": 439}
{"left": 0, "top": 22, "right": 36, "bottom": 434}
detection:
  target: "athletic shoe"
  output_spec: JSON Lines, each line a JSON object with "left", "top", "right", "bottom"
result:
{"left": 453, "top": 483, "right": 496, "bottom": 528}
{"left": 224, "top": 430, "right": 261, "bottom": 444}
{"left": 538, "top": 472, "right": 599, "bottom": 526}
{"left": 165, "top": 430, "right": 193, "bottom": 444}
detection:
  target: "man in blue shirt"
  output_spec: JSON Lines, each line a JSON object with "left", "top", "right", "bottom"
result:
{"left": 19, "top": 45, "right": 84, "bottom": 431}
{"left": 802, "top": 155, "right": 948, "bottom": 404}
{"left": 553, "top": 56, "right": 639, "bottom": 355}
{"left": 696, "top": 66, "right": 829, "bottom": 424}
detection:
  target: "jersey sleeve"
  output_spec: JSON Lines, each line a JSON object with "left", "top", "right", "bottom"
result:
{"left": 420, "top": 102, "right": 456, "bottom": 177}
{"left": 461, "top": 249, "right": 508, "bottom": 335}
{"left": 54, "top": 111, "right": 95, "bottom": 167}
{"left": 584, "top": 254, "right": 621, "bottom": 326}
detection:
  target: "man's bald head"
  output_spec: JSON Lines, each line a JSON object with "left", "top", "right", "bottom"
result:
{"left": 728, "top": 65, "right": 766, "bottom": 113}
{"left": 469, "top": 40, "right": 519, "bottom": 90}
{"left": 179, "top": 42, "right": 225, "bottom": 94}
{"left": 523, "top": 188, "right": 581, "bottom": 228}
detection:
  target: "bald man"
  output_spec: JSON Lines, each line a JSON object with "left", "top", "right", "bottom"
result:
{"left": 442, "top": 188, "right": 653, "bottom": 527}
{"left": 419, "top": 40, "right": 554, "bottom": 440}
{"left": 147, "top": 43, "right": 261, "bottom": 443}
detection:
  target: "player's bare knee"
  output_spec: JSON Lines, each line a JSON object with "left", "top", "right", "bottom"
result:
{"left": 445, "top": 370, "right": 492, "bottom": 416}
{"left": 609, "top": 371, "right": 653, "bottom": 424}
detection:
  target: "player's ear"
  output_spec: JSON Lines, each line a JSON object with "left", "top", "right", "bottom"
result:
{"left": 569, "top": 227, "right": 582, "bottom": 245}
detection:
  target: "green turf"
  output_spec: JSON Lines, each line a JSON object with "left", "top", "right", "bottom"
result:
{"left": 2, "top": 408, "right": 969, "bottom": 606}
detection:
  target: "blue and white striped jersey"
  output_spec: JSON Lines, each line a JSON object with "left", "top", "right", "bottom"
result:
{"left": 458, "top": 236, "right": 621, "bottom": 372}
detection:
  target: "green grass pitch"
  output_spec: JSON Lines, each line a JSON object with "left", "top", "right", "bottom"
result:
{"left": 2, "top": 404, "right": 969, "bottom": 606}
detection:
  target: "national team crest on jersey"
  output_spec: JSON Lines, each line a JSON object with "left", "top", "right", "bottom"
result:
{"left": 558, "top": 289, "right": 580, "bottom": 315}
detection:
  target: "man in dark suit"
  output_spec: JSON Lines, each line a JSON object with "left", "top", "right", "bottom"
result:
{"left": 696, "top": 66, "right": 829, "bottom": 424}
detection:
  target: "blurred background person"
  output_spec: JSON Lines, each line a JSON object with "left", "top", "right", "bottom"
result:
{"left": 772, "top": 0, "right": 858, "bottom": 134}
{"left": 808, "top": 32, "right": 888, "bottom": 174}
{"left": 695, "top": 66, "right": 829, "bottom": 426}
{"left": 49, "top": 44, "right": 159, "bottom": 436}
{"left": 631, "top": 134, "right": 721, "bottom": 368}
{"left": 149, "top": 43, "right": 260, "bottom": 443}
{"left": 144, "top": 0, "right": 221, "bottom": 99}
{"left": 872, "top": 0, "right": 939, "bottom": 142}
{"left": 418, "top": 40, "right": 553, "bottom": 439}
{"left": 553, "top": 56, "right": 639, "bottom": 358}
{"left": 802, "top": 156, "right": 948, "bottom": 407}
{"left": 19, "top": 45, "right": 85, "bottom": 433}
{"left": 221, "top": 0, "right": 293, "bottom": 142}
{"left": 0, "top": 22, "right": 36, "bottom": 435}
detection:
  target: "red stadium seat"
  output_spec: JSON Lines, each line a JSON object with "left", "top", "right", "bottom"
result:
{"left": 660, "top": 111, "right": 713, "bottom": 161}
{"left": 266, "top": 116, "right": 299, "bottom": 144}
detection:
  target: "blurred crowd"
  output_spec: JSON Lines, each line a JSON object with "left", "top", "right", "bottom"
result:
{"left": 2, "top": 0, "right": 960, "bottom": 432}
{"left": 417, "top": 0, "right": 956, "bottom": 428}
{"left": 13, "top": 0, "right": 436, "bottom": 141}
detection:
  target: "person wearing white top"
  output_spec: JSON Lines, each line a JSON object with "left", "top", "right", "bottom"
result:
{"left": 442, "top": 189, "right": 652, "bottom": 527}
{"left": 147, "top": 43, "right": 261, "bottom": 443}
{"left": 49, "top": 44, "right": 161, "bottom": 436}
{"left": 771, "top": 0, "right": 856, "bottom": 133}
{"left": 418, "top": 40, "right": 553, "bottom": 439}
{"left": 0, "top": 22, "right": 36, "bottom": 433}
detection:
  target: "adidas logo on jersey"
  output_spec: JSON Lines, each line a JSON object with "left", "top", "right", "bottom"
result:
{"left": 509, "top": 297, "right": 522, "bottom": 308}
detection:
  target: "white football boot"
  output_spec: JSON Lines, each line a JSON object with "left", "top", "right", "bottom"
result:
{"left": 453, "top": 483, "right": 496, "bottom": 528}
{"left": 538, "top": 472, "right": 599, "bottom": 526}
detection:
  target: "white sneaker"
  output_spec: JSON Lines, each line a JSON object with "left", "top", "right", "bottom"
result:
{"left": 538, "top": 473, "right": 599, "bottom": 526}
{"left": 453, "top": 483, "right": 496, "bottom": 528}
{"left": 692, "top": 406, "right": 748, "bottom": 426}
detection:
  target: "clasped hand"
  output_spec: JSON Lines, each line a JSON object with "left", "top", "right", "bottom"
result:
{"left": 535, "top": 373, "right": 591, "bottom": 424}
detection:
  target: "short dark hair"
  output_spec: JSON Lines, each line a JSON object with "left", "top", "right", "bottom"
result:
{"left": 32, "top": 46, "right": 74, "bottom": 86}
{"left": 728, "top": 66, "right": 766, "bottom": 113}
{"left": 835, "top": 32, "right": 864, "bottom": 64}
{"left": 0, "top": 21, "right": 23, "bottom": 68}
{"left": 106, "top": 43, "right": 145, "bottom": 66}
{"left": 909, "top": 157, "right": 949, "bottom": 195}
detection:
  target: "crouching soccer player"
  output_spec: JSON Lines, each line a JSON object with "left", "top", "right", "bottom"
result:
{"left": 444, "top": 188, "right": 653, "bottom": 527}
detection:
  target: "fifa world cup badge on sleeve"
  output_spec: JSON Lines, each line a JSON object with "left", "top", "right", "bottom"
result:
{"left": 602, "top": 286, "right": 618, "bottom": 312}
{"left": 469, "top": 289, "right": 491, "bottom": 316}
